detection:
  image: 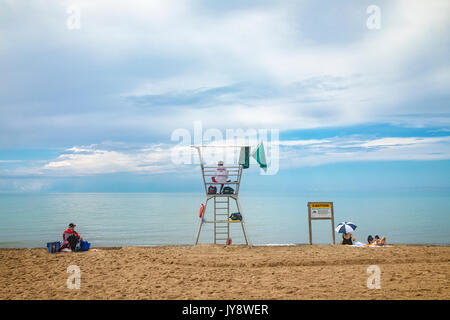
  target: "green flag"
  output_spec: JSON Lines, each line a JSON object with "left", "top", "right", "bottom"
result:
{"left": 252, "top": 142, "right": 267, "bottom": 172}
{"left": 239, "top": 146, "right": 250, "bottom": 169}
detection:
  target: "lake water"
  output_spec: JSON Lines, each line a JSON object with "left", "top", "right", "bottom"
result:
{"left": 0, "top": 192, "right": 449, "bottom": 248}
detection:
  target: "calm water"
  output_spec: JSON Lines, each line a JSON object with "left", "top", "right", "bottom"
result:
{"left": 0, "top": 192, "right": 449, "bottom": 248}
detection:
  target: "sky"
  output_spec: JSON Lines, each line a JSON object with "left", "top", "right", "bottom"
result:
{"left": 0, "top": 0, "right": 449, "bottom": 193}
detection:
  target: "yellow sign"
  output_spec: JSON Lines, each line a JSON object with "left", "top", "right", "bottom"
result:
{"left": 309, "top": 202, "right": 333, "bottom": 219}
{"left": 308, "top": 201, "right": 335, "bottom": 245}
{"left": 310, "top": 203, "right": 331, "bottom": 209}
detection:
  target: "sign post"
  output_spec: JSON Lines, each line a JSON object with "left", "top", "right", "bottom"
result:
{"left": 307, "top": 202, "right": 335, "bottom": 245}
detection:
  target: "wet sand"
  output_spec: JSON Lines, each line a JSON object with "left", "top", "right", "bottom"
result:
{"left": 0, "top": 244, "right": 449, "bottom": 300}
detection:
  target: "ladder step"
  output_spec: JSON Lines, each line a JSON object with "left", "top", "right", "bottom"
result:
{"left": 215, "top": 226, "right": 228, "bottom": 228}
{"left": 216, "top": 232, "right": 229, "bottom": 235}
{"left": 215, "top": 238, "right": 229, "bottom": 241}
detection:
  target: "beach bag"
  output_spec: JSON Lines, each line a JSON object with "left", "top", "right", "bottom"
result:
{"left": 47, "top": 241, "right": 61, "bottom": 253}
{"left": 222, "top": 186, "right": 234, "bottom": 194}
{"left": 229, "top": 212, "right": 242, "bottom": 221}
{"left": 208, "top": 185, "right": 217, "bottom": 194}
{"left": 80, "top": 241, "right": 91, "bottom": 251}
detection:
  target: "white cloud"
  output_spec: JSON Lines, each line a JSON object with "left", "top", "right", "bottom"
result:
{"left": 2, "top": 135, "right": 450, "bottom": 178}
{"left": 279, "top": 139, "right": 332, "bottom": 147}
{"left": 281, "top": 136, "right": 450, "bottom": 167}
{"left": 42, "top": 144, "right": 178, "bottom": 175}
{"left": 0, "top": 0, "right": 449, "bottom": 148}
{"left": 360, "top": 137, "right": 449, "bottom": 148}
{"left": 119, "top": 0, "right": 450, "bottom": 131}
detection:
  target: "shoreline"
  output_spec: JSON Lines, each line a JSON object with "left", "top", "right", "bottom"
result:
{"left": 1, "top": 244, "right": 449, "bottom": 300}
{"left": 1, "top": 243, "right": 450, "bottom": 250}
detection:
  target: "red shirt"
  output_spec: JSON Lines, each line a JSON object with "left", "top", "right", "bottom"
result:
{"left": 63, "top": 229, "right": 81, "bottom": 241}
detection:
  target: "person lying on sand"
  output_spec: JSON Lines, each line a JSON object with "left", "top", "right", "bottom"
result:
{"left": 367, "top": 235, "right": 387, "bottom": 246}
{"left": 340, "top": 232, "right": 356, "bottom": 245}
{"left": 372, "top": 236, "right": 386, "bottom": 246}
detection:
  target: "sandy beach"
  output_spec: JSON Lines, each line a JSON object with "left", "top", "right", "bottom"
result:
{"left": 1, "top": 244, "right": 449, "bottom": 300}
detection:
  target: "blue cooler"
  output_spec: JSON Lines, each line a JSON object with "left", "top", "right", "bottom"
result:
{"left": 80, "top": 241, "right": 90, "bottom": 251}
{"left": 47, "top": 241, "right": 61, "bottom": 253}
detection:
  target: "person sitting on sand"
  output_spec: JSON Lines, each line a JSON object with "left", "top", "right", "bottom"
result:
{"left": 340, "top": 232, "right": 356, "bottom": 245}
{"left": 60, "top": 223, "right": 83, "bottom": 251}
{"left": 211, "top": 160, "right": 229, "bottom": 193}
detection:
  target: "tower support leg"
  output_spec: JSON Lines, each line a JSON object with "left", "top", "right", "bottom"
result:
{"left": 235, "top": 197, "right": 250, "bottom": 245}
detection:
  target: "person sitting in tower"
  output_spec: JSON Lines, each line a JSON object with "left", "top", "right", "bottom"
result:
{"left": 212, "top": 160, "right": 228, "bottom": 193}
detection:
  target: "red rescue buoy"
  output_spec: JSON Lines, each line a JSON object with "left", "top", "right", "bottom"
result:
{"left": 199, "top": 203, "right": 205, "bottom": 218}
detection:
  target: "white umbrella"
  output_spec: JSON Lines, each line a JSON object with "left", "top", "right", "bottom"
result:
{"left": 335, "top": 222, "right": 357, "bottom": 233}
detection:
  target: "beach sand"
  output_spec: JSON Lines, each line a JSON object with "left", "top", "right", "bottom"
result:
{"left": 1, "top": 245, "right": 449, "bottom": 300}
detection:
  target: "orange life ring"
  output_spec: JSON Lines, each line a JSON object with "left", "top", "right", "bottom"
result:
{"left": 199, "top": 204, "right": 205, "bottom": 218}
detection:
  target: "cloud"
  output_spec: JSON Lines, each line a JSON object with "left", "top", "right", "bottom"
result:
{"left": 281, "top": 136, "right": 450, "bottom": 167}
{"left": 359, "top": 137, "right": 449, "bottom": 148}
{"left": 128, "top": 84, "right": 244, "bottom": 108}
{"left": 2, "top": 135, "right": 450, "bottom": 179}
{"left": 41, "top": 144, "right": 178, "bottom": 175}
{"left": 0, "top": 0, "right": 449, "bottom": 149}
{"left": 114, "top": 0, "right": 450, "bottom": 131}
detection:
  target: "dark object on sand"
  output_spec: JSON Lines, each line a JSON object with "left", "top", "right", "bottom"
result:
{"left": 60, "top": 234, "right": 80, "bottom": 251}
{"left": 47, "top": 241, "right": 61, "bottom": 253}
{"left": 80, "top": 240, "right": 91, "bottom": 251}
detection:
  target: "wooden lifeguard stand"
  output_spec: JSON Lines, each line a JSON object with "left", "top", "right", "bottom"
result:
{"left": 192, "top": 145, "right": 250, "bottom": 245}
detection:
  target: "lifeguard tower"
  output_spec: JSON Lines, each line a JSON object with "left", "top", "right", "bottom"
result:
{"left": 192, "top": 145, "right": 250, "bottom": 245}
